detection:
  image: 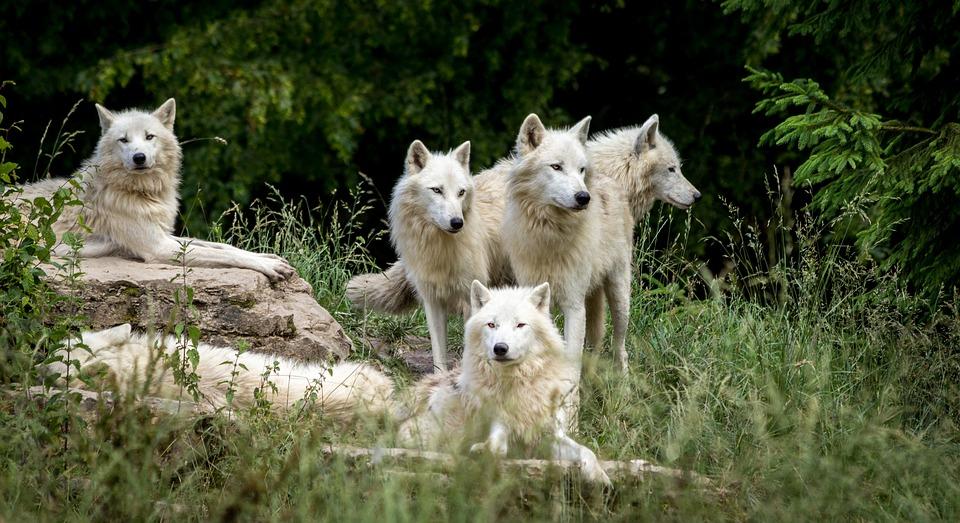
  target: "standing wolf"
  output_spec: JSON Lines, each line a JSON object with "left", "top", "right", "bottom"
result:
{"left": 381, "top": 140, "right": 509, "bottom": 371}
{"left": 346, "top": 117, "right": 700, "bottom": 363}
{"left": 397, "top": 281, "right": 611, "bottom": 484}
{"left": 499, "top": 114, "right": 634, "bottom": 372}
{"left": 49, "top": 324, "right": 393, "bottom": 419}
{"left": 588, "top": 114, "right": 700, "bottom": 221}
{"left": 16, "top": 99, "right": 294, "bottom": 281}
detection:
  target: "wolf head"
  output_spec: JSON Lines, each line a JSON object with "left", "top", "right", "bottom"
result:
{"left": 93, "top": 98, "right": 181, "bottom": 176}
{"left": 464, "top": 280, "right": 562, "bottom": 367}
{"left": 512, "top": 114, "right": 593, "bottom": 212}
{"left": 390, "top": 140, "right": 473, "bottom": 234}
{"left": 633, "top": 114, "right": 700, "bottom": 210}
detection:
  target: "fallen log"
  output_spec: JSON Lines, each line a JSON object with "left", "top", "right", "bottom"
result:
{"left": 320, "top": 444, "right": 719, "bottom": 491}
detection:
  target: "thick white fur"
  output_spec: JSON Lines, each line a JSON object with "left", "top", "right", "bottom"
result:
{"left": 588, "top": 114, "right": 700, "bottom": 221}
{"left": 383, "top": 140, "right": 511, "bottom": 371}
{"left": 397, "top": 282, "right": 610, "bottom": 484}
{"left": 16, "top": 99, "right": 295, "bottom": 281}
{"left": 49, "top": 324, "right": 393, "bottom": 420}
{"left": 499, "top": 114, "right": 634, "bottom": 378}
{"left": 346, "top": 117, "right": 697, "bottom": 350}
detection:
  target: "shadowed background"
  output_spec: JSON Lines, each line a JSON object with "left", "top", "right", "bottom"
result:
{"left": 2, "top": 0, "right": 958, "bottom": 291}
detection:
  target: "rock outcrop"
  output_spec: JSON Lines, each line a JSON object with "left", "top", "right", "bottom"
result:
{"left": 47, "top": 257, "right": 352, "bottom": 361}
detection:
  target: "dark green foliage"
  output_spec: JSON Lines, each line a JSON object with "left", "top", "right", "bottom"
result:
{"left": 729, "top": 1, "right": 960, "bottom": 292}
{"left": 0, "top": 84, "right": 84, "bottom": 380}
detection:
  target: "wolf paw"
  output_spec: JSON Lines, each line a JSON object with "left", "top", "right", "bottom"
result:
{"left": 581, "top": 457, "right": 612, "bottom": 486}
{"left": 470, "top": 440, "right": 508, "bottom": 457}
{"left": 260, "top": 259, "right": 296, "bottom": 281}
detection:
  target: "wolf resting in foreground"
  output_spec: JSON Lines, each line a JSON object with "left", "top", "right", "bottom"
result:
{"left": 56, "top": 282, "right": 611, "bottom": 484}
{"left": 48, "top": 324, "right": 393, "bottom": 420}
{"left": 383, "top": 140, "right": 509, "bottom": 371}
{"left": 16, "top": 99, "right": 295, "bottom": 281}
{"left": 396, "top": 281, "right": 611, "bottom": 484}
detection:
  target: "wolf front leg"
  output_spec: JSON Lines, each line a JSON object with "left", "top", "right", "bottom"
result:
{"left": 145, "top": 237, "right": 295, "bottom": 281}
{"left": 561, "top": 302, "right": 587, "bottom": 366}
{"left": 552, "top": 418, "right": 611, "bottom": 485}
{"left": 422, "top": 299, "right": 449, "bottom": 372}
{"left": 172, "top": 236, "right": 289, "bottom": 262}
{"left": 470, "top": 420, "right": 509, "bottom": 456}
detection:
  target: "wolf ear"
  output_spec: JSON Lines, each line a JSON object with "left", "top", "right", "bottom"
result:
{"left": 99, "top": 323, "right": 133, "bottom": 345}
{"left": 635, "top": 114, "right": 659, "bottom": 154}
{"left": 95, "top": 104, "right": 116, "bottom": 132}
{"left": 517, "top": 113, "right": 546, "bottom": 154}
{"left": 570, "top": 116, "right": 592, "bottom": 145}
{"left": 470, "top": 280, "right": 492, "bottom": 313}
{"left": 406, "top": 140, "right": 431, "bottom": 175}
{"left": 452, "top": 141, "right": 471, "bottom": 171}
{"left": 528, "top": 282, "right": 551, "bottom": 314}
{"left": 152, "top": 98, "right": 176, "bottom": 130}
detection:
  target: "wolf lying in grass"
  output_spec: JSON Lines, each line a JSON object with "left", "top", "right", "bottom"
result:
{"left": 47, "top": 324, "right": 393, "bottom": 421}
{"left": 15, "top": 99, "right": 294, "bottom": 281}
{"left": 53, "top": 281, "right": 610, "bottom": 484}
{"left": 396, "top": 281, "right": 611, "bottom": 484}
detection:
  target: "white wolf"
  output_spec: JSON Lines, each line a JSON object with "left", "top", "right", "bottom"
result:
{"left": 397, "top": 281, "right": 611, "bottom": 484}
{"left": 381, "top": 140, "right": 510, "bottom": 371}
{"left": 49, "top": 324, "right": 392, "bottom": 420}
{"left": 346, "top": 116, "right": 700, "bottom": 363}
{"left": 15, "top": 99, "right": 294, "bottom": 281}
{"left": 498, "top": 114, "right": 635, "bottom": 373}
{"left": 589, "top": 114, "right": 700, "bottom": 220}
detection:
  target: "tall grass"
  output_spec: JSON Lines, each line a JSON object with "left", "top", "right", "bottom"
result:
{"left": 1, "top": 169, "right": 958, "bottom": 520}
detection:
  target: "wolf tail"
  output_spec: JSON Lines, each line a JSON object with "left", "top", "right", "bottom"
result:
{"left": 345, "top": 262, "right": 419, "bottom": 315}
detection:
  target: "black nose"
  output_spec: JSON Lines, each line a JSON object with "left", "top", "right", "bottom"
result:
{"left": 133, "top": 153, "right": 146, "bottom": 166}
{"left": 450, "top": 217, "right": 464, "bottom": 230}
{"left": 574, "top": 191, "right": 591, "bottom": 206}
{"left": 693, "top": 191, "right": 702, "bottom": 202}
{"left": 493, "top": 343, "right": 508, "bottom": 356}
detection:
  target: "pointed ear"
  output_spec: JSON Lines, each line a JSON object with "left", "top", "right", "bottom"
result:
{"left": 405, "top": 140, "right": 431, "bottom": 176}
{"left": 517, "top": 113, "right": 546, "bottom": 154}
{"left": 101, "top": 323, "right": 132, "bottom": 345}
{"left": 470, "top": 280, "right": 492, "bottom": 313}
{"left": 152, "top": 98, "right": 176, "bottom": 130}
{"left": 528, "top": 282, "right": 551, "bottom": 314}
{"left": 95, "top": 103, "right": 116, "bottom": 132}
{"left": 635, "top": 114, "right": 659, "bottom": 154}
{"left": 570, "top": 116, "right": 592, "bottom": 145}
{"left": 452, "top": 141, "right": 471, "bottom": 171}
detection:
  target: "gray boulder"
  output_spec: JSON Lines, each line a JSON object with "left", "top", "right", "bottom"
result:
{"left": 47, "top": 257, "right": 351, "bottom": 362}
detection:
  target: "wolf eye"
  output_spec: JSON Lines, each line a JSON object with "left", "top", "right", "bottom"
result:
{"left": 486, "top": 322, "right": 496, "bottom": 329}
{"left": 430, "top": 187, "right": 443, "bottom": 195}
{"left": 457, "top": 189, "right": 466, "bottom": 197}
{"left": 516, "top": 323, "right": 527, "bottom": 328}
{"left": 668, "top": 167, "right": 676, "bottom": 173}
{"left": 579, "top": 167, "right": 586, "bottom": 174}
{"left": 550, "top": 163, "right": 562, "bottom": 171}
{"left": 145, "top": 133, "right": 155, "bottom": 141}
{"left": 118, "top": 137, "right": 129, "bottom": 143}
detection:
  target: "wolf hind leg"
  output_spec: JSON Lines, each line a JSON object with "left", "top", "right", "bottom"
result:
{"left": 604, "top": 266, "right": 632, "bottom": 373}
{"left": 585, "top": 287, "right": 606, "bottom": 350}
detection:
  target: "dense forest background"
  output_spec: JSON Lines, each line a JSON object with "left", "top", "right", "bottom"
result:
{"left": 2, "top": 0, "right": 958, "bottom": 291}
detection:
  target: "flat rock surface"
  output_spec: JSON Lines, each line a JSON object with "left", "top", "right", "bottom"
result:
{"left": 46, "top": 257, "right": 352, "bottom": 362}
